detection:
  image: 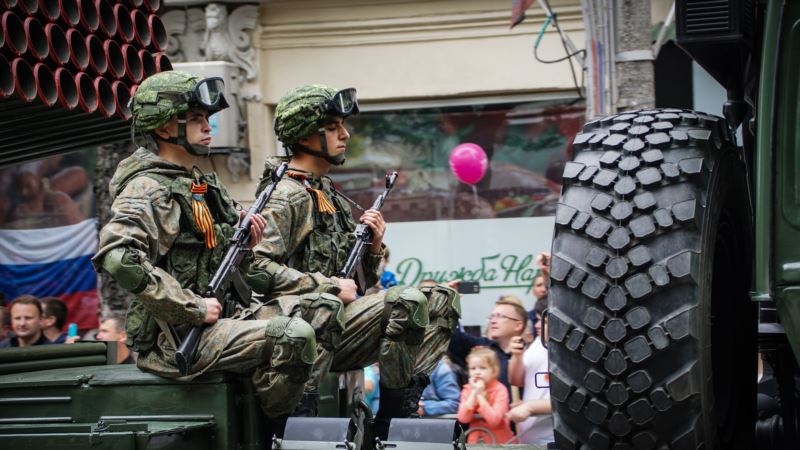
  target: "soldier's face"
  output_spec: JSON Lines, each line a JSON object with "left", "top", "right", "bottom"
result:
{"left": 159, "top": 110, "right": 212, "bottom": 146}
{"left": 301, "top": 117, "right": 350, "bottom": 157}
{"left": 185, "top": 110, "right": 212, "bottom": 146}
{"left": 11, "top": 304, "right": 41, "bottom": 339}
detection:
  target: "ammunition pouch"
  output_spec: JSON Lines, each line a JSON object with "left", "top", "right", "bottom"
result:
{"left": 124, "top": 300, "right": 160, "bottom": 353}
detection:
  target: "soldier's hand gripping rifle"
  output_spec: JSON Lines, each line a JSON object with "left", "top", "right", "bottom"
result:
{"left": 338, "top": 171, "right": 398, "bottom": 295}
{"left": 175, "top": 162, "right": 289, "bottom": 376}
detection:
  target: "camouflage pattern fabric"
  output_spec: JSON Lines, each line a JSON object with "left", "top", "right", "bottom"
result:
{"left": 273, "top": 85, "right": 338, "bottom": 144}
{"left": 93, "top": 148, "right": 314, "bottom": 417}
{"left": 249, "top": 158, "right": 460, "bottom": 392}
{"left": 137, "top": 310, "right": 315, "bottom": 417}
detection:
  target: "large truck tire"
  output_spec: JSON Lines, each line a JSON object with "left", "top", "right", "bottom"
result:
{"left": 549, "top": 109, "right": 756, "bottom": 449}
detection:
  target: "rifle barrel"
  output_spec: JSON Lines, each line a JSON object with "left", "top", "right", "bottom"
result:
{"left": 338, "top": 170, "right": 398, "bottom": 292}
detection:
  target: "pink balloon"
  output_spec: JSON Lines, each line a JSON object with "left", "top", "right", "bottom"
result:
{"left": 449, "top": 143, "right": 488, "bottom": 185}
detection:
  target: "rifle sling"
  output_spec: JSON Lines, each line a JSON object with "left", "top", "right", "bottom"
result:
{"left": 155, "top": 318, "right": 180, "bottom": 354}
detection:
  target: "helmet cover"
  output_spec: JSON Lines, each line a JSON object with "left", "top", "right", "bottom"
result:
{"left": 274, "top": 84, "right": 339, "bottom": 145}
{"left": 132, "top": 71, "right": 202, "bottom": 131}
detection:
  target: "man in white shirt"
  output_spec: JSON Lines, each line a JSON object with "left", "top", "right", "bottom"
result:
{"left": 507, "top": 297, "right": 553, "bottom": 445}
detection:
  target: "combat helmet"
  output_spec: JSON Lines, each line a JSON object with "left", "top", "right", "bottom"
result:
{"left": 274, "top": 84, "right": 359, "bottom": 165}
{"left": 131, "top": 70, "right": 229, "bottom": 156}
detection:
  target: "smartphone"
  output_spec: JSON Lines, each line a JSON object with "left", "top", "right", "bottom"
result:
{"left": 457, "top": 281, "right": 480, "bottom": 294}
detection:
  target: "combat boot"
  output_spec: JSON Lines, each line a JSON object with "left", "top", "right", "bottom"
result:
{"left": 372, "top": 374, "right": 431, "bottom": 441}
{"left": 291, "top": 390, "right": 320, "bottom": 417}
{"left": 402, "top": 373, "right": 431, "bottom": 418}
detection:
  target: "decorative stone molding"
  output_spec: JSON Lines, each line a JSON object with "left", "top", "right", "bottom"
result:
{"left": 162, "top": 3, "right": 259, "bottom": 80}
{"left": 258, "top": 2, "right": 584, "bottom": 50}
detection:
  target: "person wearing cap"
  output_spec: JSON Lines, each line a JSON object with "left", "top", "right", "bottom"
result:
{"left": 92, "top": 71, "right": 317, "bottom": 424}
{"left": 245, "top": 84, "right": 461, "bottom": 439}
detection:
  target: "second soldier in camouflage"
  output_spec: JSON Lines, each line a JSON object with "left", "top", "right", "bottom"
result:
{"left": 246, "top": 84, "right": 461, "bottom": 438}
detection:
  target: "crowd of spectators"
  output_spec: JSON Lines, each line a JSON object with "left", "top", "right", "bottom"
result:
{"left": 0, "top": 294, "right": 136, "bottom": 365}
{"left": 362, "top": 250, "right": 554, "bottom": 444}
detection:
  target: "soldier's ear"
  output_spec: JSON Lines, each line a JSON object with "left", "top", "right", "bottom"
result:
{"left": 299, "top": 129, "right": 325, "bottom": 149}
{"left": 153, "top": 123, "right": 172, "bottom": 140}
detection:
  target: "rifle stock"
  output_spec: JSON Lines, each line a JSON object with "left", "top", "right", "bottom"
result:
{"left": 338, "top": 171, "right": 398, "bottom": 295}
{"left": 175, "top": 162, "right": 289, "bottom": 376}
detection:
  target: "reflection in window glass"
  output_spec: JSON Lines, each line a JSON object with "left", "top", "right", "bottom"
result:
{"left": 331, "top": 99, "right": 584, "bottom": 222}
{"left": 0, "top": 151, "right": 96, "bottom": 230}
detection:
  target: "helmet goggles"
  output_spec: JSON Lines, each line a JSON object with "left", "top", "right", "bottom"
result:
{"left": 319, "top": 88, "right": 359, "bottom": 117}
{"left": 157, "top": 77, "right": 229, "bottom": 111}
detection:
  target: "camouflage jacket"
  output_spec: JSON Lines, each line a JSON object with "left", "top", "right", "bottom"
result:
{"left": 94, "top": 148, "right": 239, "bottom": 351}
{"left": 247, "top": 157, "right": 384, "bottom": 298}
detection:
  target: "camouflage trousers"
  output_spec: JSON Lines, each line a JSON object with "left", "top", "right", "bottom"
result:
{"left": 261, "top": 284, "right": 461, "bottom": 392}
{"left": 135, "top": 304, "right": 316, "bottom": 417}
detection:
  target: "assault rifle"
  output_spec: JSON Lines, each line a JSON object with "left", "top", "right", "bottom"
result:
{"left": 175, "top": 162, "right": 289, "bottom": 376}
{"left": 338, "top": 171, "right": 398, "bottom": 295}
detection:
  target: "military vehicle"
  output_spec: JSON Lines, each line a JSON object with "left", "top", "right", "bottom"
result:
{"left": 548, "top": 0, "right": 800, "bottom": 449}
{"left": 0, "top": 343, "right": 466, "bottom": 449}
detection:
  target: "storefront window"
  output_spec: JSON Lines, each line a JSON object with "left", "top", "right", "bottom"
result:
{"left": 330, "top": 98, "right": 585, "bottom": 222}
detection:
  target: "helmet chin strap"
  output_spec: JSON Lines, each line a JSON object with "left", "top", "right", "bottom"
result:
{"left": 158, "top": 112, "right": 211, "bottom": 157}
{"left": 291, "top": 127, "right": 346, "bottom": 165}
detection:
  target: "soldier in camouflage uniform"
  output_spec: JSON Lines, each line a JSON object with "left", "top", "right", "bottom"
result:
{"left": 246, "top": 84, "right": 462, "bottom": 438}
{"left": 93, "top": 71, "right": 317, "bottom": 422}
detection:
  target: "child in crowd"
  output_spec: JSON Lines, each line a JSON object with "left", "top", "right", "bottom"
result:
{"left": 457, "top": 346, "right": 514, "bottom": 444}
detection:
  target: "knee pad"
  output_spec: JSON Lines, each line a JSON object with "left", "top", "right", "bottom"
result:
{"left": 265, "top": 316, "right": 317, "bottom": 373}
{"left": 299, "top": 293, "right": 345, "bottom": 351}
{"left": 383, "top": 286, "right": 429, "bottom": 345}
{"left": 420, "top": 285, "right": 461, "bottom": 335}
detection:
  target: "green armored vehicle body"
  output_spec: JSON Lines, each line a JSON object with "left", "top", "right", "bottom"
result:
{"left": 1, "top": 343, "right": 457, "bottom": 450}
{"left": 0, "top": 343, "right": 252, "bottom": 450}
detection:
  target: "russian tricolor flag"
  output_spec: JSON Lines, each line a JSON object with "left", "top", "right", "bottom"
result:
{"left": 0, "top": 219, "right": 100, "bottom": 331}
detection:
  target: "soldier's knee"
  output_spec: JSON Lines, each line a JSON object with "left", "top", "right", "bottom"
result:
{"left": 264, "top": 316, "right": 317, "bottom": 376}
{"left": 383, "top": 286, "right": 429, "bottom": 345}
{"left": 299, "top": 293, "right": 345, "bottom": 351}
{"left": 420, "top": 285, "right": 461, "bottom": 334}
